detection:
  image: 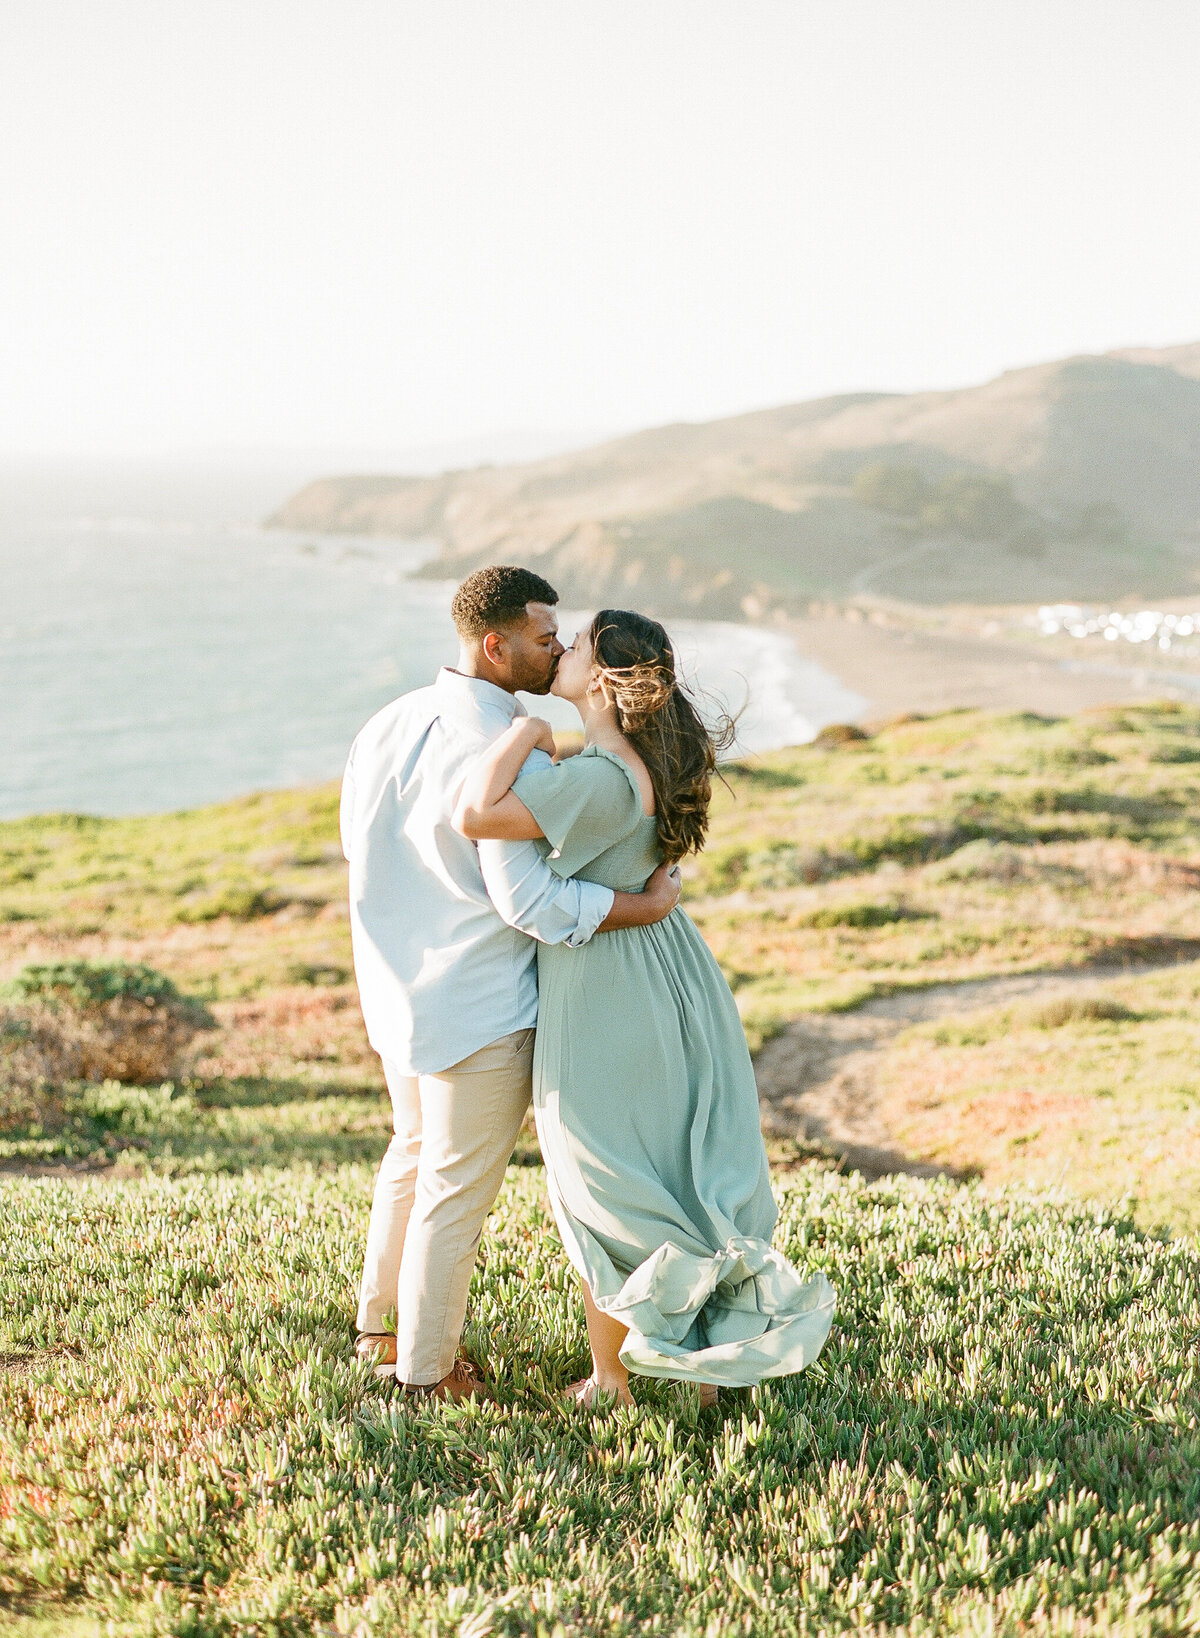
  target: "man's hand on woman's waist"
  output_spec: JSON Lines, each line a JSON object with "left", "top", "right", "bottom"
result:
{"left": 597, "top": 862, "right": 681, "bottom": 932}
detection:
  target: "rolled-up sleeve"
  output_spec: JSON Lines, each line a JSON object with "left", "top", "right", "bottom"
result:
{"left": 478, "top": 838, "right": 613, "bottom": 946}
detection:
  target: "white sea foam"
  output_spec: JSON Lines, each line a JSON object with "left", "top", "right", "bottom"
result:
{"left": 531, "top": 614, "right": 866, "bottom": 756}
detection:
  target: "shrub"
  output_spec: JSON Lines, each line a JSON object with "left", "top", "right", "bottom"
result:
{"left": 746, "top": 847, "right": 804, "bottom": 890}
{"left": 841, "top": 816, "right": 972, "bottom": 868}
{"left": 286, "top": 961, "right": 351, "bottom": 987}
{"left": 928, "top": 839, "right": 1030, "bottom": 883}
{"left": 699, "top": 843, "right": 751, "bottom": 893}
{"left": 0, "top": 1004, "right": 77, "bottom": 1130}
{"left": 849, "top": 464, "right": 1034, "bottom": 538}
{"left": 812, "top": 723, "right": 869, "bottom": 748}
{"left": 727, "top": 762, "right": 807, "bottom": 790}
{"left": 852, "top": 461, "right": 930, "bottom": 517}
{"left": 743, "top": 844, "right": 827, "bottom": 890}
{"left": 872, "top": 711, "right": 927, "bottom": 730}
{"left": 800, "top": 900, "right": 925, "bottom": 930}
{"left": 8, "top": 960, "right": 192, "bottom": 1009}
{"left": 1028, "top": 743, "right": 1116, "bottom": 771}
{"left": 694, "top": 841, "right": 851, "bottom": 895}
{"left": 1030, "top": 995, "right": 1136, "bottom": 1029}
{"left": 0, "top": 962, "right": 214, "bottom": 1122}
{"left": 175, "top": 883, "right": 287, "bottom": 922}
{"left": 919, "top": 471, "right": 1028, "bottom": 540}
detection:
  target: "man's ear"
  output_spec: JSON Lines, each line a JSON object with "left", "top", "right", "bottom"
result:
{"left": 482, "top": 629, "right": 506, "bottom": 668}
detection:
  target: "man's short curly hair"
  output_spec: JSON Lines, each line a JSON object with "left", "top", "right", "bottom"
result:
{"left": 450, "top": 565, "right": 559, "bottom": 641}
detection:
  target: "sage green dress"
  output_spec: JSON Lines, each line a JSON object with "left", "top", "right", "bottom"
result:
{"left": 514, "top": 746, "right": 836, "bottom": 1388}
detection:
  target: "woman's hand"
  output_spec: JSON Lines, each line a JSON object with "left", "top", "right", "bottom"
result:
{"left": 523, "top": 716, "right": 557, "bottom": 757}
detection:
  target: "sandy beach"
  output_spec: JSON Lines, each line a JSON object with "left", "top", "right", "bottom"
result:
{"left": 787, "top": 605, "right": 1200, "bottom": 723}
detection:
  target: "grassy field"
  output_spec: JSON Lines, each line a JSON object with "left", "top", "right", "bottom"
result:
{"left": 3, "top": 1165, "right": 1199, "bottom": 1636}
{"left": 3, "top": 705, "right": 1200, "bottom": 1633}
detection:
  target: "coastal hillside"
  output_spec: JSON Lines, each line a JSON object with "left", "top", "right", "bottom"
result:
{"left": 5, "top": 706, "right": 1200, "bottom": 1636}
{"left": 4, "top": 702, "right": 1199, "bottom": 1235}
{"left": 269, "top": 347, "right": 1200, "bottom": 617}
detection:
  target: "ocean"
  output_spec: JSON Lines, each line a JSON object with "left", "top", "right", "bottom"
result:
{"left": 0, "top": 461, "right": 866, "bottom": 820}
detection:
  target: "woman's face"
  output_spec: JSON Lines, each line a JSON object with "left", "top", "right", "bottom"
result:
{"left": 551, "top": 627, "right": 595, "bottom": 703}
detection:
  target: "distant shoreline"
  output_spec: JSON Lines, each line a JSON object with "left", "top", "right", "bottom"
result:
{"left": 786, "top": 604, "right": 1200, "bottom": 722}
{"left": 0, "top": 518, "right": 867, "bottom": 822}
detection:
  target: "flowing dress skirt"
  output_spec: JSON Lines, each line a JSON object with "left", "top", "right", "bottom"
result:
{"left": 533, "top": 908, "right": 836, "bottom": 1387}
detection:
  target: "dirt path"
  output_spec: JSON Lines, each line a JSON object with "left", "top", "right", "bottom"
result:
{"left": 754, "top": 957, "right": 1194, "bottom": 1180}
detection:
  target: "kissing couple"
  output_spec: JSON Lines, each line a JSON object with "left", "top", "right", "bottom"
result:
{"left": 341, "top": 565, "right": 835, "bottom": 1407}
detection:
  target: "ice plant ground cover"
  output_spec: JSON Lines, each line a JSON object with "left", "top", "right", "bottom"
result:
{"left": 2, "top": 1165, "right": 1199, "bottom": 1637}
{"left": 3, "top": 703, "right": 1200, "bottom": 1633}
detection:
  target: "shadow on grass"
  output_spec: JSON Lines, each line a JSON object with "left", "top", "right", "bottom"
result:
{"left": 346, "top": 1181, "right": 1200, "bottom": 1632}
{"left": 0, "top": 1596, "right": 104, "bottom": 1638}
{"left": 190, "top": 1073, "right": 383, "bottom": 1110}
{"left": 0, "top": 1076, "right": 555, "bottom": 1178}
{"left": 1088, "top": 933, "right": 1200, "bottom": 968}
{"left": 0, "top": 1074, "right": 395, "bottom": 1177}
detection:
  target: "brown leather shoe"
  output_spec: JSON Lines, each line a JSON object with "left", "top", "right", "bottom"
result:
{"left": 355, "top": 1333, "right": 397, "bottom": 1377}
{"left": 454, "top": 1345, "right": 490, "bottom": 1382}
{"left": 398, "top": 1356, "right": 493, "bottom": 1403}
{"left": 356, "top": 1335, "right": 490, "bottom": 1384}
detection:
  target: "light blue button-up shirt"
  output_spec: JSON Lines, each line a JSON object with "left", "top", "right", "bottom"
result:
{"left": 340, "top": 668, "right": 614, "bottom": 1076}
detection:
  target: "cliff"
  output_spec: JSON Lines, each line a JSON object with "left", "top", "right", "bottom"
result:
{"left": 268, "top": 348, "right": 1200, "bottom": 615}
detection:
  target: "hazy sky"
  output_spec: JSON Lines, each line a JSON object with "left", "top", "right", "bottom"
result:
{"left": 4, "top": 1, "right": 1200, "bottom": 459}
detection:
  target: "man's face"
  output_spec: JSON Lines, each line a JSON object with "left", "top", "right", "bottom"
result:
{"left": 491, "top": 602, "right": 564, "bottom": 695}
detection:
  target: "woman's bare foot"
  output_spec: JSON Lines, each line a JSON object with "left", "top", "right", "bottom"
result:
{"left": 562, "top": 1374, "right": 635, "bottom": 1409}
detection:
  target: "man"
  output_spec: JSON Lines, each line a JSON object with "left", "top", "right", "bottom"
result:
{"left": 340, "top": 564, "right": 681, "bottom": 1401}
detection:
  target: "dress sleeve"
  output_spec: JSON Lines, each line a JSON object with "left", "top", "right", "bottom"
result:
{"left": 514, "top": 753, "right": 645, "bottom": 878}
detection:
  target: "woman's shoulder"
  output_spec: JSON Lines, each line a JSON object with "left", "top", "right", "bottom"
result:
{"left": 513, "top": 743, "right": 649, "bottom": 874}
{"left": 577, "top": 746, "right": 654, "bottom": 814}
{"left": 514, "top": 745, "right": 642, "bottom": 824}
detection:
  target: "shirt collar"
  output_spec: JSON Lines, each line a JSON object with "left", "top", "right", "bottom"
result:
{"left": 434, "top": 667, "right": 526, "bottom": 723}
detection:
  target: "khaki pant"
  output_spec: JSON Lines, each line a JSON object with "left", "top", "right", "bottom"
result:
{"left": 356, "top": 1028, "right": 534, "bottom": 1385}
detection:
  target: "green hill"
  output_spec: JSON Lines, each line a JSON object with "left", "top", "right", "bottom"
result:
{"left": 269, "top": 347, "right": 1200, "bottom": 616}
{"left": 4, "top": 708, "right": 1200, "bottom": 1633}
{"left": 4, "top": 703, "right": 1199, "bottom": 1234}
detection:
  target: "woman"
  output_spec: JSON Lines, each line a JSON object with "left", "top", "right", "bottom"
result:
{"left": 454, "top": 609, "right": 835, "bottom": 1407}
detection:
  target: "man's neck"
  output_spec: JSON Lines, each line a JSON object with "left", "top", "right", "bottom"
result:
{"left": 451, "top": 654, "right": 515, "bottom": 696}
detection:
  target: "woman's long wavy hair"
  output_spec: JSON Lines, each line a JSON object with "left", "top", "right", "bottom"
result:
{"left": 588, "top": 609, "right": 736, "bottom": 865}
